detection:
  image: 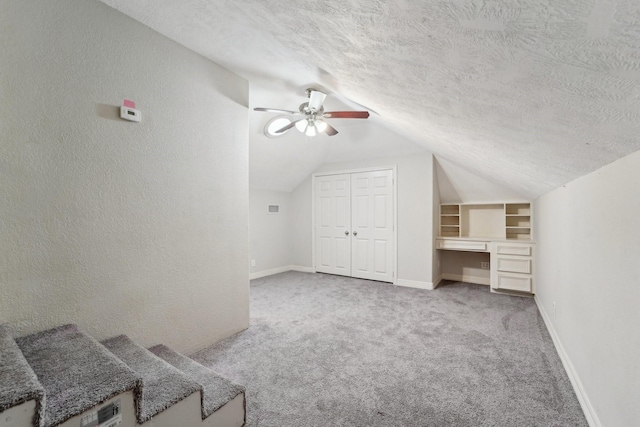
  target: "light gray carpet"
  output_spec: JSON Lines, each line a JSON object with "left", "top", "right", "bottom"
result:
{"left": 149, "top": 344, "right": 245, "bottom": 419}
{"left": 101, "top": 335, "right": 201, "bottom": 423}
{"left": 192, "top": 272, "right": 588, "bottom": 427}
{"left": 15, "top": 324, "right": 140, "bottom": 427}
{"left": 0, "top": 324, "right": 45, "bottom": 427}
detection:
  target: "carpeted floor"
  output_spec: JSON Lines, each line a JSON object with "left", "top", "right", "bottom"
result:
{"left": 192, "top": 272, "right": 587, "bottom": 427}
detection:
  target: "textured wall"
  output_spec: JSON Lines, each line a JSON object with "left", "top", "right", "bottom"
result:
{"left": 249, "top": 190, "right": 292, "bottom": 275}
{"left": 435, "top": 156, "right": 529, "bottom": 204}
{"left": 0, "top": 0, "right": 249, "bottom": 353}
{"left": 290, "top": 176, "right": 314, "bottom": 269}
{"left": 101, "top": 0, "right": 640, "bottom": 200}
{"left": 535, "top": 150, "right": 640, "bottom": 426}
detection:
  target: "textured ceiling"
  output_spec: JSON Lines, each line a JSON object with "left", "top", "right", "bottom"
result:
{"left": 101, "top": 0, "right": 640, "bottom": 198}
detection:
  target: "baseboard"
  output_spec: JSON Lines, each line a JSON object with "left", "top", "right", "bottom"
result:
{"left": 441, "top": 273, "right": 490, "bottom": 286}
{"left": 395, "top": 278, "right": 434, "bottom": 290}
{"left": 535, "top": 296, "right": 600, "bottom": 427}
{"left": 249, "top": 266, "right": 291, "bottom": 280}
{"left": 290, "top": 265, "right": 314, "bottom": 273}
{"left": 249, "top": 265, "right": 314, "bottom": 280}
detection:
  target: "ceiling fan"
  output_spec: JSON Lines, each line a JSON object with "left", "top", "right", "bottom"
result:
{"left": 254, "top": 88, "right": 370, "bottom": 137}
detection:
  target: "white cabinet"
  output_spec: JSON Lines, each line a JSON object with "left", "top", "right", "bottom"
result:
{"left": 437, "top": 202, "right": 535, "bottom": 295}
{"left": 490, "top": 242, "right": 535, "bottom": 294}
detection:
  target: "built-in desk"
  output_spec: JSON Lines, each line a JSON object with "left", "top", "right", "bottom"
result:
{"left": 437, "top": 202, "right": 535, "bottom": 295}
{"left": 436, "top": 237, "right": 535, "bottom": 294}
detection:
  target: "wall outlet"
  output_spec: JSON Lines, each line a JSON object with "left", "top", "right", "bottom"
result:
{"left": 251, "top": 260, "right": 256, "bottom": 268}
{"left": 481, "top": 261, "right": 490, "bottom": 269}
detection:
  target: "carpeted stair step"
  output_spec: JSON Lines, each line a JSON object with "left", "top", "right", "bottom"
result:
{"left": 0, "top": 325, "right": 45, "bottom": 427}
{"left": 148, "top": 344, "right": 245, "bottom": 420}
{"left": 15, "top": 324, "right": 140, "bottom": 427}
{"left": 101, "top": 335, "right": 202, "bottom": 423}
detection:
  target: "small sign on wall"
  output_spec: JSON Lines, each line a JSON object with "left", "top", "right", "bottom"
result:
{"left": 268, "top": 205, "right": 280, "bottom": 214}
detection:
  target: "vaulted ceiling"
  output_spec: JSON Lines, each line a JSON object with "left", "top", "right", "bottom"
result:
{"left": 101, "top": 0, "right": 640, "bottom": 199}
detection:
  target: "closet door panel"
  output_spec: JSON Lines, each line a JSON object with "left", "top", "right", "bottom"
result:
{"left": 351, "top": 170, "right": 394, "bottom": 282}
{"left": 315, "top": 174, "right": 351, "bottom": 276}
{"left": 374, "top": 239, "right": 388, "bottom": 274}
{"left": 353, "top": 238, "right": 369, "bottom": 275}
{"left": 319, "top": 237, "right": 331, "bottom": 268}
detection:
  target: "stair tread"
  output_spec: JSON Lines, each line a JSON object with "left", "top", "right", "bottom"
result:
{"left": 101, "top": 335, "right": 201, "bottom": 423}
{"left": 0, "top": 325, "right": 45, "bottom": 427}
{"left": 149, "top": 344, "right": 245, "bottom": 419}
{"left": 15, "top": 324, "right": 140, "bottom": 427}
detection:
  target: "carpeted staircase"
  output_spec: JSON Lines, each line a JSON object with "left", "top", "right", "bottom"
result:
{"left": 0, "top": 324, "right": 245, "bottom": 427}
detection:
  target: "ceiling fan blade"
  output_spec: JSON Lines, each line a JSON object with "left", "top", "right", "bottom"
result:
{"left": 254, "top": 107, "right": 298, "bottom": 115}
{"left": 323, "top": 122, "right": 339, "bottom": 136}
{"left": 308, "top": 90, "right": 327, "bottom": 112}
{"left": 275, "top": 119, "right": 305, "bottom": 134}
{"left": 323, "top": 111, "right": 370, "bottom": 119}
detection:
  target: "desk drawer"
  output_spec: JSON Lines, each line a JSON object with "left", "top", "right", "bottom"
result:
{"left": 496, "top": 275, "right": 532, "bottom": 292}
{"left": 496, "top": 244, "right": 532, "bottom": 256}
{"left": 496, "top": 257, "right": 531, "bottom": 274}
{"left": 437, "top": 240, "right": 487, "bottom": 252}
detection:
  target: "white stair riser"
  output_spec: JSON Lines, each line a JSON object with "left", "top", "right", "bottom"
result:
{"left": 56, "top": 392, "right": 136, "bottom": 427}
{"left": 0, "top": 399, "right": 37, "bottom": 427}
{"left": 139, "top": 392, "right": 201, "bottom": 427}
{"left": 200, "top": 393, "right": 245, "bottom": 427}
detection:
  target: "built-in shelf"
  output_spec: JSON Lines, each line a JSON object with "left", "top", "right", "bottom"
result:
{"left": 441, "top": 205, "right": 460, "bottom": 214}
{"left": 439, "top": 204, "right": 461, "bottom": 237}
{"left": 505, "top": 203, "right": 530, "bottom": 216}
{"left": 439, "top": 202, "right": 532, "bottom": 241}
{"left": 505, "top": 203, "right": 531, "bottom": 239}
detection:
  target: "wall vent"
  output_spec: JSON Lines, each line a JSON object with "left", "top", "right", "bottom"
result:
{"left": 268, "top": 204, "right": 280, "bottom": 214}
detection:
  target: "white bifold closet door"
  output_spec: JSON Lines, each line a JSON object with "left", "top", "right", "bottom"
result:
{"left": 315, "top": 169, "right": 394, "bottom": 283}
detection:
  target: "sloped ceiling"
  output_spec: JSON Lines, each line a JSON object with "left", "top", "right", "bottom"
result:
{"left": 100, "top": 0, "right": 640, "bottom": 198}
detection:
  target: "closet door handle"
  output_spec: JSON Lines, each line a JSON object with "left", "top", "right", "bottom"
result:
{"left": 353, "top": 231, "right": 358, "bottom": 236}
{"left": 344, "top": 231, "right": 349, "bottom": 236}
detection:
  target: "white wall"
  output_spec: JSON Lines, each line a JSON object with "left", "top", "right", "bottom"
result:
{"left": 290, "top": 152, "right": 435, "bottom": 286}
{"left": 534, "top": 149, "right": 640, "bottom": 426}
{"left": 290, "top": 175, "right": 313, "bottom": 269}
{"left": 249, "top": 189, "right": 291, "bottom": 277}
{"left": 436, "top": 156, "right": 528, "bottom": 203}
{"left": 432, "top": 158, "right": 442, "bottom": 282}
{"left": 0, "top": 0, "right": 249, "bottom": 354}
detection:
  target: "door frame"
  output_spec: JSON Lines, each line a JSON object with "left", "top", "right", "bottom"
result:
{"left": 312, "top": 165, "right": 398, "bottom": 284}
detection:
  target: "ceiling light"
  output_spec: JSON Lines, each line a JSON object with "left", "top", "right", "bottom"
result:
{"left": 315, "top": 120, "right": 327, "bottom": 132}
{"left": 305, "top": 124, "right": 317, "bottom": 137}
{"left": 295, "top": 119, "right": 308, "bottom": 133}
{"left": 294, "top": 119, "right": 323, "bottom": 137}
{"left": 264, "top": 116, "right": 292, "bottom": 138}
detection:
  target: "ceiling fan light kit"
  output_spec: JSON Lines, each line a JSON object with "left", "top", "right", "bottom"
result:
{"left": 264, "top": 116, "right": 293, "bottom": 138}
{"left": 255, "top": 88, "right": 369, "bottom": 138}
